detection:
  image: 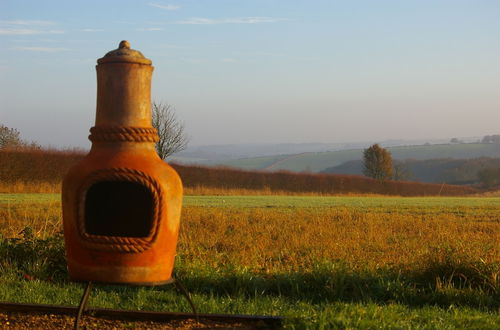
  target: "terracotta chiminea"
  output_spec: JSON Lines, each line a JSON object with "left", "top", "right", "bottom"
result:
{"left": 62, "top": 41, "right": 183, "bottom": 285}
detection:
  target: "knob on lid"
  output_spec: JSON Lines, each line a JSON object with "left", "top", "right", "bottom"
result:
{"left": 97, "top": 40, "right": 152, "bottom": 65}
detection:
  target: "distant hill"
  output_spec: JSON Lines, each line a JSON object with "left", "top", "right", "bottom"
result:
{"left": 322, "top": 157, "right": 500, "bottom": 185}
{"left": 169, "top": 137, "right": 467, "bottom": 164}
{"left": 212, "top": 143, "right": 500, "bottom": 173}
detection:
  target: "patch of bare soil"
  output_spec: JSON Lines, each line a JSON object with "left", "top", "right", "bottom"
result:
{"left": 0, "top": 312, "right": 269, "bottom": 329}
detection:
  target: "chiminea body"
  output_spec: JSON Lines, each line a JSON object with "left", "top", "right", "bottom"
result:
{"left": 62, "top": 41, "right": 183, "bottom": 285}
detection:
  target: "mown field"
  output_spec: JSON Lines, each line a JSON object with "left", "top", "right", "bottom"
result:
{"left": 0, "top": 193, "right": 499, "bottom": 328}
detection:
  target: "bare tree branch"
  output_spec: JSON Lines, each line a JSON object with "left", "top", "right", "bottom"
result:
{"left": 152, "top": 102, "right": 189, "bottom": 160}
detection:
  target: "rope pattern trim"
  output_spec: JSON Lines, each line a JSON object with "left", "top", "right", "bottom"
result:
{"left": 76, "top": 168, "right": 163, "bottom": 253}
{"left": 89, "top": 126, "right": 159, "bottom": 142}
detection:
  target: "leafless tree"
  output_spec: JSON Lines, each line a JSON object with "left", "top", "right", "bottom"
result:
{"left": 152, "top": 102, "right": 189, "bottom": 160}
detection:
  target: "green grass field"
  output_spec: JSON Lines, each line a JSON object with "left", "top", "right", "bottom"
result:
{"left": 0, "top": 193, "right": 498, "bottom": 328}
{"left": 3, "top": 193, "right": 500, "bottom": 208}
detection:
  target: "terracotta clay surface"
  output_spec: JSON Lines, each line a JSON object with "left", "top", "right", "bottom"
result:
{"left": 62, "top": 41, "right": 183, "bottom": 285}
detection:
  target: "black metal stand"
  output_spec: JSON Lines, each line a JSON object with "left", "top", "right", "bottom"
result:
{"left": 73, "top": 277, "right": 198, "bottom": 329}
{"left": 74, "top": 281, "right": 92, "bottom": 330}
{"left": 173, "top": 278, "right": 199, "bottom": 320}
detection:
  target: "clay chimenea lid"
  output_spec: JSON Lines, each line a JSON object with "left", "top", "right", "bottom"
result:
{"left": 97, "top": 40, "right": 152, "bottom": 65}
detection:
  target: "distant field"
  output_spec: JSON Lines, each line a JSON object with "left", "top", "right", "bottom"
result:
{"left": 0, "top": 193, "right": 498, "bottom": 328}
{"left": 219, "top": 154, "right": 291, "bottom": 170}
{"left": 2, "top": 193, "right": 500, "bottom": 210}
{"left": 218, "top": 143, "right": 500, "bottom": 172}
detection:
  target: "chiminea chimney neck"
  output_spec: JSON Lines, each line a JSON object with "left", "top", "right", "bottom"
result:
{"left": 93, "top": 40, "right": 155, "bottom": 135}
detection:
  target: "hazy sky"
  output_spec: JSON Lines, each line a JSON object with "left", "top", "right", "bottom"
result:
{"left": 1, "top": 0, "right": 499, "bottom": 148}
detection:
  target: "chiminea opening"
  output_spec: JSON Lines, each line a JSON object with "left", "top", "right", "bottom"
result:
{"left": 84, "top": 181, "right": 154, "bottom": 237}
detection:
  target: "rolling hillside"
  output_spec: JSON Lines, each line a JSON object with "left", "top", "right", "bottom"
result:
{"left": 215, "top": 143, "right": 500, "bottom": 173}
{"left": 323, "top": 157, "right": 500, "bottom": 185}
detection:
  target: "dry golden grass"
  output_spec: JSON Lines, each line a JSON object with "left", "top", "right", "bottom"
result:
{"left": 179, "top": 207, "right": 499, "bottom": 273}
{"left": 1, "top": 197, "right": 498, "bottom": 277}
{"left": 183, "top": 186, "right": 389, "bottom": 196}
{"left": 0, "top": 199, "right": 62, "bottom": 238}
{"left": 0, "top": 181, "right": 61, "bottom": 194}
{"left": 0, "top": 181, "right": 396, "bottom": 197}
{"left": 475, "top": 189, "right": 500, "bottom": 197}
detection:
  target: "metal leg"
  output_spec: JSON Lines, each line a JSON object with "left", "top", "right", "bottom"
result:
{"left": 74, "top": 281, "right": 92, "bottom": 330}
{"left": 172, "top": 277, "right": 199, "bottom": 322}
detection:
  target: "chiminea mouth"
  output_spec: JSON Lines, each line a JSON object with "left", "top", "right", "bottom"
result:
{"left": 77, "top": 168, "right": 163, "bottom": 253}
{"left": 85, "top": 181, "right": 153, "bottom": 237}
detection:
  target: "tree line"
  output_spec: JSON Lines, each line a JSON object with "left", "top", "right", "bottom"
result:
{"left": 362, "top": 143, "right": 500, "bottom": 188}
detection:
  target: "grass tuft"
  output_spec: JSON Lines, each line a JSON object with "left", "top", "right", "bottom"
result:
{"left": 411, "top": 246, "right": 498, "bottom": 294}
{"left": 0, "top": 227, "right": 67, "bottom": 282}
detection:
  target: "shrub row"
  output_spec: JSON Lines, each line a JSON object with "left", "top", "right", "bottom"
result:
{"left": 171, "top": 164, "right": 477, "bottom": 196}
{"left": 0, "top": 148, "right": 478, "bottom": 196}
{"left": 0, "top": 148, "right": 84, "bottom": 184}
